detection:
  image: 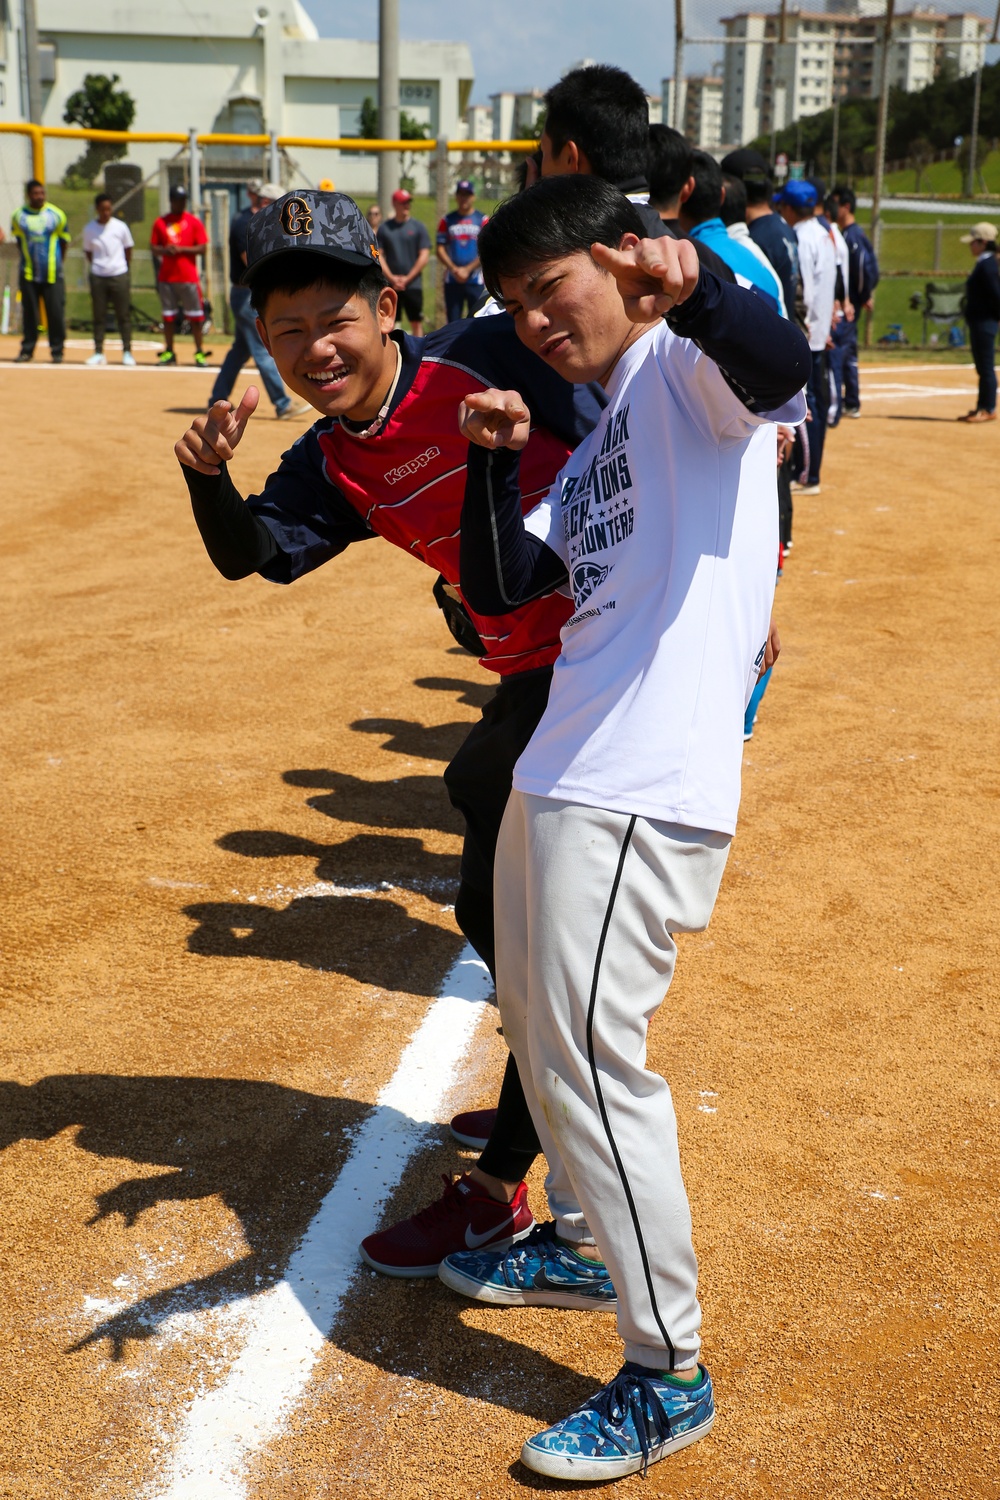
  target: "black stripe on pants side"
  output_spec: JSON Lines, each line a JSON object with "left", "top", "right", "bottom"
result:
{"left": 584, "top": 814, "right": 676, "bottom": 1369}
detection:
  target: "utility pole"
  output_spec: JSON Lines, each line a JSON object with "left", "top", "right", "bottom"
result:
{"left": 870, "top": 0, "right": 896, "bottom": 261}
{"left": 831, "top": 93, "right": 841, "bottom": 185}
{"left": 673, "top": 0, "right": 685, "bottom": 131}
{"left": 378, "top": 0, "right": 400, "bottom": 215}
{"left": 967, "top": 35, "right": 984, "bottom": 197}
{"left": 22, "top": 0, "right": 43, "bottom": 126}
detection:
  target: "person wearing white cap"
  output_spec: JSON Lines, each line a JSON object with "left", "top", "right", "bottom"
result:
{"left": 208, "top": 182, "right": 309, "bottom": 420}
{"left": 958, "top": 222, "right": 1000, "bottom": 423}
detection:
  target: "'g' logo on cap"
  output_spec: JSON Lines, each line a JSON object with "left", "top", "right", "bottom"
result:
{"left": 280, "top": 197, "right": 314, "bottom": 237}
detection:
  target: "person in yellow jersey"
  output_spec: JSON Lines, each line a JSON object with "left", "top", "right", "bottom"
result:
{"left": 11, "top": 178, "right": 70, "bottom": 364}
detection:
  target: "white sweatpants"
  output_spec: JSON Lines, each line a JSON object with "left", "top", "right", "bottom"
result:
{"left": 494, "top": 789, "right": 731, "bottom": 1370}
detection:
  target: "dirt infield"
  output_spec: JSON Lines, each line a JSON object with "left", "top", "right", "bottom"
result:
{"left": 1, "top": 350, "right": 998, "bottom": 1499}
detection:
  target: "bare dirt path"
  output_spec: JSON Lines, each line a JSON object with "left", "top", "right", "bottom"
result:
{"left": 1, "top": 359, "right": 997, "bottom": 1499}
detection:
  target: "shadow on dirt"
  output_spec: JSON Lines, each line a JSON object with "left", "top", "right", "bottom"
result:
{"left": 183, "top": 891, "right": 460, "bottom": 992}
{"left": 216, "top": 829, "right": 460, "bottom": 898}
{"left": 0, "top": 1075, "right": 594, "bottom": 1420}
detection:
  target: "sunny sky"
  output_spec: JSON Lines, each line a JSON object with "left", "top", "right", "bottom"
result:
{"left": 302, "top": 0, "right": 1000, "bottom": 105}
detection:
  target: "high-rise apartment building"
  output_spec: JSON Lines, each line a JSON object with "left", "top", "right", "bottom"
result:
{"left": 663, "top": 75, "right": 725, "bottom": 149}
{"left": 721, "top": 1, "right": 988, "bottom": 145}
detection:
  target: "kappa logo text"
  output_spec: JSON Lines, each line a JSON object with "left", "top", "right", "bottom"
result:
{"left": 385, "top": 446, "right": 441, "bottom": 485}
{"left": 280, "top": 197, "right": 313, "bottom": 237}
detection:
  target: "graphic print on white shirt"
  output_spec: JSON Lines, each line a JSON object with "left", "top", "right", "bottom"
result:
{"left": 562, "top": 400, "right": 634, "bottom": 623}
{"left": 516, "top": 319, "right": 805, "bottom": 837}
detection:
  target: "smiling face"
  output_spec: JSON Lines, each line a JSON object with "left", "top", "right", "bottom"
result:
{"left": 256, "top": 279, "right": 399, "bottom": 421}
{"left": 496, "top": 243, "right": 643, "bottom": 387}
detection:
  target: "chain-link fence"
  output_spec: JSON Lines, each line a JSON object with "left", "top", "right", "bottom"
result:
{"left": 2, "top": 122, "right": 990, "bottom": 349}
{"left": 0, "top": 123, "right": 539, "bottom": 339}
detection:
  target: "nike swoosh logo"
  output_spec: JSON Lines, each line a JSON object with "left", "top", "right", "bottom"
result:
{"left": 533, "top": 1267, "right": 613, "bottom": 1296}
{"left": 465, "top": 1217, "right": 515, "bottom": 1250}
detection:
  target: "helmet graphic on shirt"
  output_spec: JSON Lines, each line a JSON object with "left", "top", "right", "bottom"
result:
{"left": 572, "top": 561, "right": 611, "bottom": 603}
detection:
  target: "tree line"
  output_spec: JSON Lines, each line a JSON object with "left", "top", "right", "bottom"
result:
{"left": 751, "top": 57, "right": 1000, "bottom": 185}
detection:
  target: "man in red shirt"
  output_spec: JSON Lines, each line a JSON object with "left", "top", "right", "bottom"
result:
{"left": 151, "top": 185, "right": 210, "bottom": 366}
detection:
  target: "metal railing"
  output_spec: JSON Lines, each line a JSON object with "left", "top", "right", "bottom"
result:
{"left": 1, "top": 123, "right": 539, "bottom": 334}
{"left": 0, "top": 121, "right": 537, "bottom": 183}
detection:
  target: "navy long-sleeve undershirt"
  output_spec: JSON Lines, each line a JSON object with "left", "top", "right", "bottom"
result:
{"left": 461, "top": 267, "right": 809, "bottom": 618}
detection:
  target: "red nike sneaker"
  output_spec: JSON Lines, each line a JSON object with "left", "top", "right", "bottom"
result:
{"left": 449, "top": 1106, "right": 498, "bottom": 1150}
{"left": 360, "top": 1173, "right": 534, "bottom": 1277}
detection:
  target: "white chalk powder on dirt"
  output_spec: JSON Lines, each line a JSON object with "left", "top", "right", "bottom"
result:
{"left": 144, "top": 943, "right": 494, "bottom": 1500}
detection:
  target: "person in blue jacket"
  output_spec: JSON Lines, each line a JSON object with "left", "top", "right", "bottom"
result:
{"left": 677, "top": 150, "right": 784, "bottom": 314}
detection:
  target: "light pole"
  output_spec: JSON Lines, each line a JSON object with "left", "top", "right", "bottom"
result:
{"left": 831, "top": 93, "right": 841, "bottom": 185}
{"left": 870, "top": 0, "right": 896, "bottom": 259}
{"left": 673, "top": 0, "right": 686, "bottom": 131}
{"left": 378, "top": 0, "right": 400, "bottom": 215}
{"left": 967, "top": 34, "right": 984, "bottom": 197}
{"left": 22, "top": 0, "right": 43, "bottom": 125}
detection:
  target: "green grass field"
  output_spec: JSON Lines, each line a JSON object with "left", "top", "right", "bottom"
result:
{"left": 3, "top": 183, "right": 979, "bottom": 348}
{"left": 854, "top": 149, "right": 1000, "bottom": 201}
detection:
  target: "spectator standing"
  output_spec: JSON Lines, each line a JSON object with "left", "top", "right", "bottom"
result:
{"left": 436, "top": 180, "right": 488, "bottom": 321}
{"left": 777, "top": 180, "right": 837, "bottom": 493}
{"left": 366, "top": 203, "right": 382, "bottom": 233}
{"left": 209, "top": 183, "right": 308, "bottom": 420}
{"left": 830, "top": 187, "right": 879, "bottom": 420}
{"left": 11, "top": 178, "right": 69, "bottom": 364}
{"left": 82, "top": 192, "right": 135, "bottom": 367}
{"left": 377, "top": 189, "right": 431, "bottom": 336}
{"left": 720, "top": 173, "right": 787, "bottom": 316}
{"left": 678, "top": 151, "right": 785, "bottom": 311}
{"left": 647, "top": 123, "right": 694, "bottom": 224}
{"left": 151, "top": 185, "right": 209, "bottom": 367}
{"left": 958, "top": 221, "right": 1000, "bottom": 423}
{"left": 721, "top": 148, "right": 801, "bottom": 320}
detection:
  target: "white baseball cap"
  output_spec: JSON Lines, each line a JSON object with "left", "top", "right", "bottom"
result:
{"left": 256, "top": 182, "right": 285, "bottom": 204}
{"left": 960, "top": 221, "right": 998, "bottom": 243}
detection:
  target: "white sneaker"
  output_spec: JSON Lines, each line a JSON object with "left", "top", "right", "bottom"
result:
{"left": 276, "top": 401, "right": 312, "bottom": 420}
{"left": 122, "top": 351, "right": 137, "bottom": 367}
{"left": 85, "top": 352, "right": 107, "bottom": 366}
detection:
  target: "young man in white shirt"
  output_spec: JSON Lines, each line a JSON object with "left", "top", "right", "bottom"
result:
{"left": 777, "top": 179, "right": 836, "bottom": 492}
{"left": 438, "top": 175, "right": 808, "bottom": 1482}
{"left": 81, "top": 193, "right": 136, "bottom": 366}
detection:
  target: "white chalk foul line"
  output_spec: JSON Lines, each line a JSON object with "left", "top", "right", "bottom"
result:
{"left": 147, "top": 942, "right": 494, "bottom": 1500}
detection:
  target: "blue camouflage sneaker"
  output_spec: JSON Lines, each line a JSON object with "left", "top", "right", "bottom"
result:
{"left": 520, "top": 1361, "right": 715, "bottom": 1481}
{"left": 438, "top": 1220, "right": 617, "bottom": 1310}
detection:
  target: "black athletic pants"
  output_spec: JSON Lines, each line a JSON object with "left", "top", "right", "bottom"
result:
{"left": 19, "top": 275, "right": 65, "bottom": 359}
{"left": 443, "top": 664, "right": 551, "bottom": 1182}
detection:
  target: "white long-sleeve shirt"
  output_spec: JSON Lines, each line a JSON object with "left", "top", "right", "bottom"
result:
{"left": 794, "top": 216, "right": 837, "bottom": 351}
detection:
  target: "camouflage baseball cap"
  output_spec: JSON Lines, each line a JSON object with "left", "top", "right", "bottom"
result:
{"left": 243, "top": 189, "right": 381, "bottom": 284}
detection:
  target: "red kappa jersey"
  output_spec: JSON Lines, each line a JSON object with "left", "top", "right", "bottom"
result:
{"left": 317, "top": 358, "right": 572, "bottom": 675}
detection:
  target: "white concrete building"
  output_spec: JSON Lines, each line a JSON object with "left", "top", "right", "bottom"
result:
{"left": 1, "top": 0, "right": 474, "bottom": 218}
{"left": 663, "top": 75, "right": 724, "bottom": 149}
{"left": 720, "top": 3, "right": 988, "bottom": 145}
{"left": 489, "top": 89, "right": 545, "bottom": 142}
{"left": 462, "top": 103, "right": 493, "bottom": 141}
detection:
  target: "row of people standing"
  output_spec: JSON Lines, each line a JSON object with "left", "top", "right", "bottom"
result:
{"left": 367, "top": 180, "right": 489, "bottom": 333}
{"left": 644, "top": 141, "right": 878, "bottom": 496}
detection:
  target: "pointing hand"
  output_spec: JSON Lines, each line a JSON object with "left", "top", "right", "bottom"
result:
{"left": 174, "top": 388, "right": 260, "bottom": 475}
{"left": 591, "top": 236, "right": 701, "bottom": 324}
{"left": 459, "top": 389, "right": 531, "bottom": 451}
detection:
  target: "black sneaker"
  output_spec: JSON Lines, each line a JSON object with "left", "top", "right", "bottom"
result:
{"left": 14, "top": 352, "right": 32, "bottom": 363}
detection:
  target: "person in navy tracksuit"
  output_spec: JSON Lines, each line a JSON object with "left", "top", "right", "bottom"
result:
{"left": 828, "top": 187, "right": 878, "bottom": 421}
{"left": 958, "top": 221, "right": 1000, "bottom": 423}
